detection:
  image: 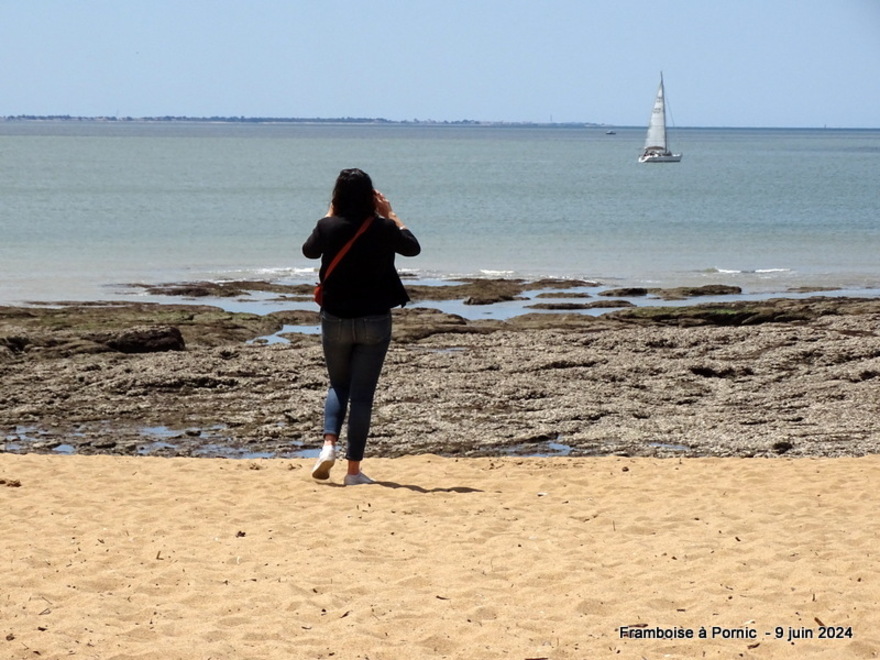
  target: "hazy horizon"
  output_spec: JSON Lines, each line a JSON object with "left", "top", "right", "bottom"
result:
{"left": 4, "top": 116, "right": 879, "bottom": 131}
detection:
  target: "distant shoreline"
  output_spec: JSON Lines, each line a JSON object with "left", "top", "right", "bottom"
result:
{"left": 0, "top": 114, "right": 603, "bottom": 129}
{"left": 3, "top": 115, "right": 878, "bottom": 130}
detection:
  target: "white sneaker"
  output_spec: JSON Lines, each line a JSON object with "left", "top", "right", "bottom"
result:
{"left": 311, "top": 445, "right": 336, "bottom": 480}
{"left": 343, "top": 472, "right": 375, "bottom": 486}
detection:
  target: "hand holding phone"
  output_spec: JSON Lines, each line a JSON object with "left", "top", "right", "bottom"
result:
{"left": 373, "top": 190, "right": 407, "bottom": 229}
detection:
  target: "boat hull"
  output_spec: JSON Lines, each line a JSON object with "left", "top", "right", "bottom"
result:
{"left": 638, "top": 152, "right": 682, "bottom": 163}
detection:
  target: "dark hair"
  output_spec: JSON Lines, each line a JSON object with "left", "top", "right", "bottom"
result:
{"left": 331, "top": 168, "right": 374, "bottom": 221}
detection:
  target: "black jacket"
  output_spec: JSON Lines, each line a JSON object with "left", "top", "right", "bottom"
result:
{"left": 302, "top": 215, "right": 421, "bottom": 318}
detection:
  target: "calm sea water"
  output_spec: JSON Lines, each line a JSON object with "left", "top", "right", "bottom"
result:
{"left": 2, "top": 121, "right": 879, "bottom": 307}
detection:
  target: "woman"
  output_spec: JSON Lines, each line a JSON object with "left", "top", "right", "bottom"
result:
{"left": 302, "top": 168, "right": 421, "bottom": 485}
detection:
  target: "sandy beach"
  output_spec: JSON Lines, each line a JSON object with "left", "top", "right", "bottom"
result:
{"left": 2, "top": 287, "right": 880, "bottom": 657}
{"left": 2, "top": 452, "right": 879, "bottom": 659}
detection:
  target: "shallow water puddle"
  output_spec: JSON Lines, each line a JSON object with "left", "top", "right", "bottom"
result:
{"left": 503, "top": 438, "right": 574, "bottom": 457}
{"left": 247, "top": 324, "right": 320, "bottom": 345}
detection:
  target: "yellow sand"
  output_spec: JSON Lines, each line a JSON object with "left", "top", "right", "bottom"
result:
{"left": 2, "top": 453, "right": 878, "bottom": 659}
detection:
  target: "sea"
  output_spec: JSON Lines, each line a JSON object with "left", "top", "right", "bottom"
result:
{"left": 2, "top": 120, "right": 880, "bottom": 318}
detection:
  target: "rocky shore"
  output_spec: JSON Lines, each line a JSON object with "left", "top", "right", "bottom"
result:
{"left": 3, "top": 279, "right": 880, "bottom": 460}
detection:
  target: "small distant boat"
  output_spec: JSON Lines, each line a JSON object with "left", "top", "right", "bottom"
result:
{"left": 638, "top": 73, "right": 682, "bottom": 163}
{"left": 605, "top": 130, "right": 617, "bottom": 135}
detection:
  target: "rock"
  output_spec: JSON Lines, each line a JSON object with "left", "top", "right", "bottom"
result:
{"left": 598, "top": 284, "right": 741, "bottom": 301}
{"left": 93, "top": 440, "right": 118, "bottom": 450}
{"left": 650, "top": 284, "right": 742, "bottom": 300}
{"left": 144, "top": 284, "right": 219, "bottom": 297}
{"left": 465, "top": 295, "right": 516, "bottom": 305}
{"left": 608, "top": 296, "right": 880, "bottom": 327}
{"left": 391, "top": 308, "right": 496, "bottom": 343}
{"left": 689, "top": 364, "right": 751, "bottom": 379}
{"left": 787, "top": 286, "right": 841, "bottom": 294}
{"left": 524, "top": 278, "right": 598, "bottom": 290}
{"left": 772, "top": 441, "right": 794, "bottom": 454}
{"left": 1, "top": 303, "right": 282, "bottom": 352}
{"left": 535, "top": 292, "right": 592, "bottom": 299}
{"left": 0, "top": 335, "right": 30, "bottom": 354}
{"left": 409, "top": 278, "right": 526, "bottom": 304}
{"left": 91, "top": 326, "right": 186, "bottom": 353}
{"left": 527, "top": 300, "right": 635, "bottom": 311}
{"left": 134, "top": 280, "right": 314, "bottom": 298}
{"left": 600, "top": 287, "right": 649, "bottom": 297}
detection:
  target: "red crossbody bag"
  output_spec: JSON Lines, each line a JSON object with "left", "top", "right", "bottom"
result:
{"left": 313, "top": 217, "right": 374, "bottom": 306}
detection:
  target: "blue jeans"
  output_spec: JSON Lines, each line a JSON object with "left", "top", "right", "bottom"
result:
{"left": 320, "top": 311, "right": 392, "bottom": 462}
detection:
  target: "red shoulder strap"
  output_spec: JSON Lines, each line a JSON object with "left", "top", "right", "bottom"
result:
{"left": 322, "top": 216, "right": 374, "bottom": 282}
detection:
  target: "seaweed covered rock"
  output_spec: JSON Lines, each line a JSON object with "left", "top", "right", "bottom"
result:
{"left": 89, "top": 326, "right": 186, "bottom": 353}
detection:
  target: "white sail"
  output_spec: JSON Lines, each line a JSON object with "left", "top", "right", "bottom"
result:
{"left": 639, "top": 73, "right": 681, "bottom": 163}
{"left": 643, "top": 79, "right": 668, "bottom": 152}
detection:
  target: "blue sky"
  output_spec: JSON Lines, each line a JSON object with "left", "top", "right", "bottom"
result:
{"left": 2, "top": 0, "right": 878, "bottom": 127}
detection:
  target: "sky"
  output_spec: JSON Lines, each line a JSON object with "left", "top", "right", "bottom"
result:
{"left": 2, "top": 0, "right": 879, "bottom": 128}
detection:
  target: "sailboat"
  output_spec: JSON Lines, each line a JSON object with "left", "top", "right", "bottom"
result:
{"left": 638, "top": 73, "right": 682, "bottom": 163}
